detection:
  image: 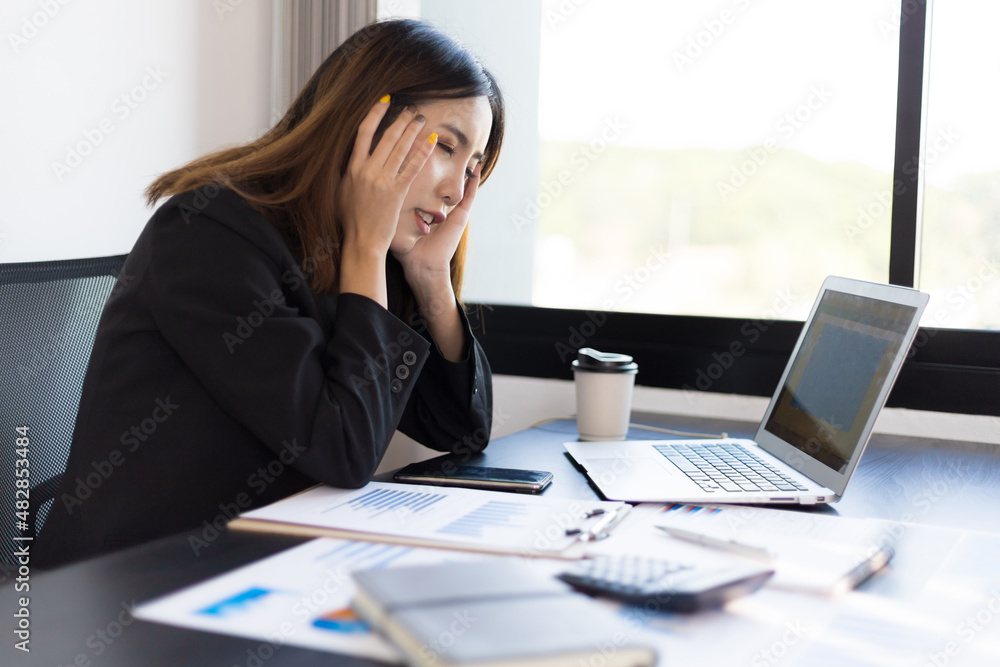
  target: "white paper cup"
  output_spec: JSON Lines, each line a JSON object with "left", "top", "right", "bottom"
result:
{"left": 572, "top": 348, "right": 638, "bottom": 441}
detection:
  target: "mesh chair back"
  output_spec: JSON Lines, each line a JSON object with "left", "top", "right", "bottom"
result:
{"left": 0, "top": 255, "right": 126, "bottom": 569}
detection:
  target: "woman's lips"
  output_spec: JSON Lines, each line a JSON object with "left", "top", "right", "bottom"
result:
{"left": 414, "top": 210, "right": 431, "bottom": 235}
{"left": 414, "top": 209, "right": 443, "bottom": 235}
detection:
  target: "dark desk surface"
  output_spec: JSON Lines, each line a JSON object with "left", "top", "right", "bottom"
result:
{"left": 3, "top": 413, "right": 999, "bottom": 666}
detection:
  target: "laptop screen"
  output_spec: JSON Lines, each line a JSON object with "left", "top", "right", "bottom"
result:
{"left": 762, "top": 290, "right": 918, "bottom": 473}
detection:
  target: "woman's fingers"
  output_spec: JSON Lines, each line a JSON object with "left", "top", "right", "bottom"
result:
{"left": 395, "top": 130, "right": 437, "bottom": 183}
{"left": 350, "top": 95, "right": 431, "bottom": 188}
{"left": 450, "top": 162, "right": 482, "bottom": 220}
{"left": 423, "top": 163, "right": 483, "bottom": 253}
{"left": 368, "top": 106, "right": 420, "bottom": 166}
{"left": 382, "top": 116, "right": 428, "bottom": 177}
{"left": 349, "top": 96, "right": 392, "bottom": 171}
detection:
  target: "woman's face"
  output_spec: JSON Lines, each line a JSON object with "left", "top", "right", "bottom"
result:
{"left": 390, "top": 96, "right": 493, "bottom": 255}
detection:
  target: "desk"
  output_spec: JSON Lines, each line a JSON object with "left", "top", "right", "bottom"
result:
{"left": 3, "top": 413, "right": 999, "bottom": 666}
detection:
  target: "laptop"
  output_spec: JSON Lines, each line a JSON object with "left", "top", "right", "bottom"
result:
{"left": 564, "top": 276, "right": 929, "bottom": 505}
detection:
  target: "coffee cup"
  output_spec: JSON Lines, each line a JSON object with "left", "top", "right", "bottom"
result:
{"left": 572, "top": 348, "right": 638, "bottom": 441}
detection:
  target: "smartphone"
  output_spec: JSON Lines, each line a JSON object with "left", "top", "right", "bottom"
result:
{"left": 393, "top": 460, "right": 554, "bottom": 493}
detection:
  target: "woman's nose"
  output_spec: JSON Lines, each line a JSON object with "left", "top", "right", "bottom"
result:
{"left": 438, "top": 166, "right": 466, "bottom": 205}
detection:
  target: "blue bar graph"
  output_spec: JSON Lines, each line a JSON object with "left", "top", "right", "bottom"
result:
{"left": 198, "top": 587, "right": 275, "bottom": 617}
{"left": 437, "top": 500, "right": 531, "bottom": 538}
{"left": 321, "top": 487, "right": 446, "bottom": 518}
{"left": 314, "top": 541, "right": 413, "bottom": 571}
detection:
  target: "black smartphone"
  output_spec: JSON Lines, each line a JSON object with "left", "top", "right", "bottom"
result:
{"left": 393, "top": 459, "right": 554, "bottom": 493}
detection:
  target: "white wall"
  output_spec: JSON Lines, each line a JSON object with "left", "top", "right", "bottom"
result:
{"left": 419, "top": 0, "right": 540, "bottom": 306}
{"left": 0, "top": 0, "right": 271, "bottom": 263}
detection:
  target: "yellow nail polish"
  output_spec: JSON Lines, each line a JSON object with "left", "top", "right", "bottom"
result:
{"left": 428, "top": 132, "right": 438, "bottom": 144}
{"left": 380, "top": 94, "right": 390, "bottom": 103}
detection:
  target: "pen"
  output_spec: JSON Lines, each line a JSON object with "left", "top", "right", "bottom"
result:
{"left": 565, "top": 508, "right": 620, "bottom": 541}
{"left": 657, "top": 525, "right": 774, "bottom": 563}
{"left": 830, "top": 545, "right": 894, "bottom": 596}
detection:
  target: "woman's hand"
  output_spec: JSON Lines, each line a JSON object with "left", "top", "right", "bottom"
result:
{"left": 337, "top": 97, "right": 435, "bottom": 307}
{"left": 394, "top": 163, "right": 482, "bottom": 362}
{"left": 393, "top": 162, "right": 482, "bottom": 297}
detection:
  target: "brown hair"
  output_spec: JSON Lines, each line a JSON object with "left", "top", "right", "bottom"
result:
{"left": 145, "top": 18, "right": 505, "bottom": 318}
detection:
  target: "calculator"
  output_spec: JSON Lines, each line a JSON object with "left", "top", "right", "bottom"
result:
{"left": 557, "top": 555, "right": 773, "bottom": 613}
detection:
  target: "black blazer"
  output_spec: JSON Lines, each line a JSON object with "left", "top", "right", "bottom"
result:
{"left": 36, "top": 187, "right": 492, "bottom": 569}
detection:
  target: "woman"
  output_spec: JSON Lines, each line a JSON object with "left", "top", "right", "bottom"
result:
{"left": 36, "top": 18, "right": 504, "bottom": 568}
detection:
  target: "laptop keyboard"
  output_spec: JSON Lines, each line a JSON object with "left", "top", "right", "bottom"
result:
{"left": 653, "top": 443, "right": 810, "bottom": 494}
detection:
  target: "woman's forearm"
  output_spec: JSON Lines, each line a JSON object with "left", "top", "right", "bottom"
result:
{"left": 410, "top": 276, "right": 465, "bottom": 362}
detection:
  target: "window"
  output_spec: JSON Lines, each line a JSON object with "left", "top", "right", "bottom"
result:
{"left": 535, "top": 0, "right": 900, "bottom": 321}
{"left": 919, "top": 0, "right": 1000, "bottom": 330}
{"left": 421, "top": 0, "right": 999, "bottom": 416}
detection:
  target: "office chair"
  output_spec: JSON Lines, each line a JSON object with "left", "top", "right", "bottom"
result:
{"left": 0, "top": 255, "right": 127, "bottom": 575}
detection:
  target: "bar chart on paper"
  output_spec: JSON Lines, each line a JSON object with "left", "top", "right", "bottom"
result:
{"left": 234, "top": 481, "right": 629, "bottom": 556}
{"left": 135, "top": 538, "right": 470, "bottom": 663}
{"left": 323, "top": 487, "right": 448, "bottom": 518}
{"left": 437, "top": 500, "right": 532, "bottom": 538}
{"left": 332, "top": 489, "right": 535, "bottom": 539}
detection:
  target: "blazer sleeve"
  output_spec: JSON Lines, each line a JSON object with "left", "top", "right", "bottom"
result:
{"left": 145, "top": 208, "right": 432, "bottom": 488}
{"left": 395, "top": 305, "right": 493, "bottom": 457}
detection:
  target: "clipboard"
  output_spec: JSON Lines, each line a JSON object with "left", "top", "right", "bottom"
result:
{"left": 654, "top": 503, "right": 898, "bottom": 595}
{"left": 228, "top": 482, "right": 630, "bottom": 559}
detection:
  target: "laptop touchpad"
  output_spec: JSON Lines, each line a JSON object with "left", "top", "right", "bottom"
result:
{"left": 582, "top": 457, "right": 683, "bottom": 487}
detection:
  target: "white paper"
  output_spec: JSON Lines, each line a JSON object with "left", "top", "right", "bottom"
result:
{"left": 580, "top": 512, "right": 1000, "bottom": 666}
{"left": 135, "top": 538, "right": 484, "bottom": 662}
{"left": 134, "top": 517, "right": 1000, "bottom": 666}
{"left": 652, "top": 503, "right": 898, "bottom": 594}
{"left": 237, "top": 481, "right": 628, "bottom": 556}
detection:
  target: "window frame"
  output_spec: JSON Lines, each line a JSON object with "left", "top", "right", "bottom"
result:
{"left": 467, "top": 0, "right": 1000, "bottom": 418}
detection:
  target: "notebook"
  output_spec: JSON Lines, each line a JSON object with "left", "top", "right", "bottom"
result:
{"left": 564, "top": 276, "right": 929, "bottom": 505}
{"left": 351, "top": 559, "right": 657, "bottom": 667}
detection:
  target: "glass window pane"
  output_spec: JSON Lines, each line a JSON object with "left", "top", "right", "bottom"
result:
{"left": 920, "top": 0, "right": 1000, "bottom": 330}
{"left": 535, "top": 0, "right": 899, "bottom": 320}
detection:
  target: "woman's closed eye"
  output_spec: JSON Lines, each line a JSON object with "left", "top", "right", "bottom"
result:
{"left": 438, "top": 142, "right": 475, "bottom": 179}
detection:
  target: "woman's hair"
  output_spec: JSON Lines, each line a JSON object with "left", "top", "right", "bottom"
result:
{"left": 145, "top": 18, "right": 505, "bottom": 317}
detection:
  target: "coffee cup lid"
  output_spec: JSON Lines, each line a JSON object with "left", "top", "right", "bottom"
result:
{"left": 571, "top": 347, "right": 638, "bottom": 373}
